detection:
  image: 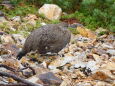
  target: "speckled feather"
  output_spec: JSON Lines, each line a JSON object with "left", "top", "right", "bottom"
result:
{"left": 17, "top": 23, "right": 71, "bottom": 60}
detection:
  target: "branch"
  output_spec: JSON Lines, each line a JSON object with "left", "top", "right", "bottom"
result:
{"left": 0, "top": 71, "right": 43, "bottom": 86}
{"left": 0, "top": 83, "right": 28, "bottom": 86}
{"left": 0, "top": 64, "right": 16, "bottom": 72}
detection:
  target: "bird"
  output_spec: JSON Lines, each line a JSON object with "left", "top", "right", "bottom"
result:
{"left": 17, "top": 22, "right": 71, "bottom": 60}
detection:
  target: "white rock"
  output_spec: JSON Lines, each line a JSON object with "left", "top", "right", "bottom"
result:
{"left": 0, "top": 58, "right": 3, "bottom": 62}
{"left": 0, "top": 17, "right": 7, "bottom": 22}
{"left": 101, "top": 43, "right": 113, "bottom": 49}
{"left": 11, "top": 16, "right": 21, "bottom": 22}
{"left": 107, "top": 49, "right": 115, "bottom": 56}
{"left": 27, "top": 76, "right": 39, "bottom": 83}
{"left": 38, "top": 4, "right": 62, "bottom": 20}
{"left": 1, "top": 35, "right": 14, "bottom": 43}
{"left": 74, "top": 62, "right": 86, "bottom": 68}
{"left": 27, "top": 19, "right": 36, "bottom": 26}
{"left": 48, "top": 56, "right": 78, "bottom": 70}
{"left": 12, "top": 34, "right": 25, "bottom": 45}
{"left": 10, "top": 27, "right": 16, "bottom": 31}
{"left": 41, "top": 22, "right": 46, "bottom": 26}
{"left": 86, "top": 61, "right": 99, "bottom": 71}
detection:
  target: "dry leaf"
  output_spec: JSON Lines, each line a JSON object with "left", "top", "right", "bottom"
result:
{"left": 77, "top": 27, "right": 97, "bottom": 39}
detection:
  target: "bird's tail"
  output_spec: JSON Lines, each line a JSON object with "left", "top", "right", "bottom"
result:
{"left": 17, "top": 50, "right": 27, "bottom": 60}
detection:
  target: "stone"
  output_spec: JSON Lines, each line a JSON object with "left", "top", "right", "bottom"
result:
{"left": 1, "top": 34, "right": 14, "bottom": 43}
{"left": 38, "top": 4, "right": 62, "bottom": 20}
{"left": 11, "top": 16, "right": 21, "bottom": 22}
{"left": 76, "top": 82, "right": 92, "bottom": 86}
{"left": 27, "top": 19, "right": 36, "bottom": 26}
{"left": 0, "top": 11, "right": 4, "bottom": 16}
{"left": 93, "top": 54, "right": 102, "bottom": 62}
{"left": 95, "top": 81, "right": 112, "bottom": 86}
{"left": 40, "top": 22, "right": 46, "bottom": 26}
{"left": 2, "top": 43, "right": 19, "bottom": 56}
{"left": 2, "top": 0, "right": 10, "bottom": 4}
{"left": 23, "top": 14, "right": 38, "bottom": 21}
{"left": 22, "top": 68, "right": 34, "bottom": 78}
{"left": 39, "top": 72, "right": 62, "bottom": 85}
{"left": 92, "top": 70, "right": 115, "bottom": 82}
{"left": 74, "top": 61, "right": 86, "bottom": 68}
{"left": 12, "top": 34, "right": 26, "bottom": 45}
{"left": 0, "top": 17, "right": 7, "bottom": 22}
{"left": 95, "top": 27, "right": 108, "bottom": 34}
{"left": 49, "top": 56, "right": 77, "bottom": 70}
{"left": 86, "top": 61, "right": 99, "bottom": 71}
{"left": 101, "top": 43, "right": 113, "bottom": 49}
{"left": 107, "top": 49, "right": 115, "bottom": 56}
{"left": 2, "top": 58, "right": 20, "bottom": 70}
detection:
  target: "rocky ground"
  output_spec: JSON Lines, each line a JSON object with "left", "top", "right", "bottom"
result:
{"left": 0, "top": 3, "right": 115, "bottom": 86}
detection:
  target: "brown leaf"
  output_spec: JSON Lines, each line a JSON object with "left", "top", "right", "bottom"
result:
{"left": 77, "top": 27, "right": 97, "bottom": 39}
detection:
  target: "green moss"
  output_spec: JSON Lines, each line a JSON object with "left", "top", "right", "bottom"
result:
{"left": 50, "top": 20, "right": 60, "bottom": 24}
{"left": 68, "top": 27, "right": 79, "bottom": 35}
{"left": 2, "top": 5, "right": 38, "bottom": 18}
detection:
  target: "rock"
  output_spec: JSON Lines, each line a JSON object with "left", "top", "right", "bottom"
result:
{"left": 49, "top": 56, "right": 77, "bottom": 70}
{"left": 22, "top": 68, "right": 34, "bottom": 78}
{"left": 95, "top": 81, "right": 112, "bottom": 86}
{"left": 69, "top": 23, "right": 83, "bottom": 28}
{"left": 110, "top": 56, "right": 115, "bottom": 62}
{"left": 102, "top": 62, "right": 115, "bottom": 70}
{"left": 0, "top": 44, "right": 9, "bottom": 55}
{"left": 2, "top": 43, "right": 19, "bottom": 56}
{"left": 40, "top": 22, "right": 46, "bottom": 26}
{"left": 101, "top": 43, "right": 113, "bottom": 49}
{"left": 23, "top": 14, "right": 38, "bottom": 21}
{"left": 38, "top": 4, "right": 62, "bottom": 20}
{"left": 0, "top": 17, "right": 7, "bottom": 22}
{"left": 107, "top": 34, "right": 115, "bottom": 41}
{"left": 107, "top": 49, "right": 115, "bottom": 56}
{"left": 27, "top": 19, "right": 36, "bottom": 26}
{"left": 1, "top": 34, "right": 14, "bottom": 43}
{"left": 2, "top": 58, "right": 21, "bottom": 70}
{"left": 0, "top": 31, "right": 5, "bottom": 35}
{"left": 2, "top": 0, "right": 14, "bottom": 9}
{"left": 86, "top": 61, "right": 99, "bottom": 71}
{"left": 74, "top": 61, "right": 99, "bottom": 72}
{"left": 92, "top": 48, "right": 106, "bottom": 55}
{"left": 39, "top": 72, "right": 62, "bottom": 85}
{"left": 0, "top": 11, "right": 4, "bottom": 16}
{"left": 95, "top": 27, "right": 108, "bottom": 34}
{"left": 93, "top": 54, "right": 102, "bottom": 62}
{"left": 76, "top": 82, "right": 92, "bottom": 86}
{"left": 11, "top": 16, "right": 21, "bottom": 22}
{"left": 92, "top": 70, "right": 115, "bottom": 82}
{"left": 12, "top": 34, "right": 26, "bottom": 45}
{"left": 74, "top": 61, "right": 86, "bottom": 68}
{"left": 92, "top": 62, "right": 115, "bottom": 82}
{"left": 2, "top": 0, "right": 10, "bottom": 4}
{"left": 76, "top": 36, "right": 90, "bottom": 42}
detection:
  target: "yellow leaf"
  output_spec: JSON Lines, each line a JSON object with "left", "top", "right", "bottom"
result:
{"left": 77, "top": 26, "right": 97, "bottom": 39}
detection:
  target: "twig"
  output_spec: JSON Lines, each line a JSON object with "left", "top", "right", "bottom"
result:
{"left": 0, "top": 71, "right": 43, "bottom": 86}
{"left": 0, "top": 64, "right": 16, "bottom": 72}
{"left": 0, "top": 83, "right": 28, "bottom": 86}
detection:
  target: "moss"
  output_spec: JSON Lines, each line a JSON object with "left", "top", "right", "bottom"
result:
{"left": 68, "top": 27, "right": 79, "bottom": 35}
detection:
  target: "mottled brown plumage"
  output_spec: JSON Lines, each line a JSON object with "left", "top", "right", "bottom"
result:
{"left": 17, "top": 22, "right": 71, "bottom": 60}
